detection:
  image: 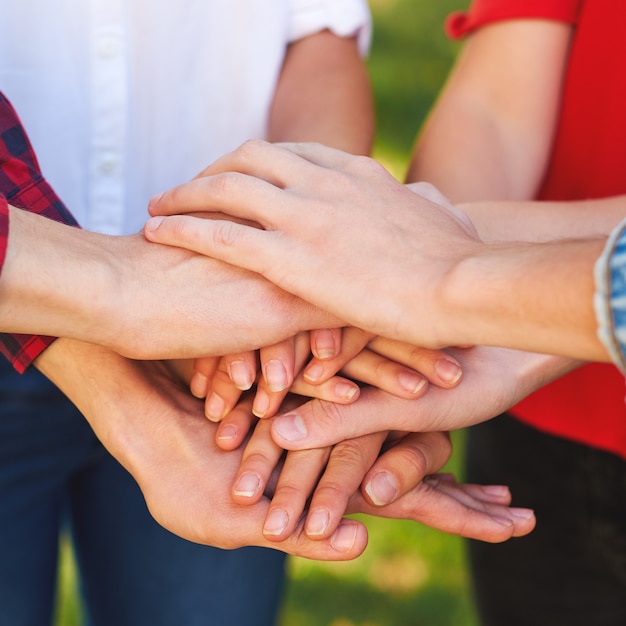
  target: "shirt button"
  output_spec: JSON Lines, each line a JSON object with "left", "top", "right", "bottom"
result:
{"left": 97, "top": 37, "right": 119, "bottom": 59}
{"left": 100, "top": 155, "right": 118, "bottom": 173}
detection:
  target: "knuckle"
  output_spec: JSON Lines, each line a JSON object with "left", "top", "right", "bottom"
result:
{"left": 212, "top": 220, "right": 240, "bottom": 248}
{"left": 330, "top": 439, "right": 368, "bottom": 469}
{"left": 390, "top": 445, "right": 430, "bottom": 483}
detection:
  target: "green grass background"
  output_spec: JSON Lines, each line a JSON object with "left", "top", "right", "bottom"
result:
{"left": 54, "top": 1, "right": 476, "bottom": 624}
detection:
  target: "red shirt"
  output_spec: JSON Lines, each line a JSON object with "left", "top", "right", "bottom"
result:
{"left": 0, "top": 91, "right": 79, "bottom": 372}
{"left": 448, "top": 0, "right": 626, "bottom": 460}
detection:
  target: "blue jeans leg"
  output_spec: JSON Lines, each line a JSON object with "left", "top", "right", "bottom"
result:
{"left": 0, "top": 359, "right": 286, "bottom": 626}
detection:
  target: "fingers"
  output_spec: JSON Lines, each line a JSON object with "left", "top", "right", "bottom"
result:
{"left": 252, "top": 336, "right": 300, "bottom": 418}
{"left": 262, "top": 445, "right": 331, "bottom": 541}
{"left": 309, "top": 327, "right": 343, "bottom": 360}
{"left": 270, "top": 387, "right": 424, "bottom": 450}
{"left": 191, "top": 140, "right": 321, "bottom": 187}
{"left": 290, "top": 374, "right": 360, "bottom": 405}
{"left": 367, "top": 337, "right": 463, "bottom": 388}
{"left": 340, "top": 350, "right": 429, "bottom": 399}
{"left": 214, "top": 394, "right": 258, "bottom": 450}
{"left": 144, "top": 213, "right": 276, "bottom": 278}
{"left": 189, "top": 356, "right": 220, "bottom": 398}
{"left": 304, "top": 432, "right": 387, "bottom": 540}
{"left": 349, "top": 474, "right": 535, "bottom": 543}
{"left": 149, "top": 140, "right": 324, "bottom": 220}
{"left": 231, "top": 418, "right": 285, "bottom": 503}
{"left": 362, "top": 431, "right": 453, "bottom": 506}
{"left": 303, "top": 327, "right": 373, "bottom": 384}
{"left": 222, "top": 351, "right": 258, "bottom": 391}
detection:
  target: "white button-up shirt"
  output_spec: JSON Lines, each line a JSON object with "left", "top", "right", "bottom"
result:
{"left": 0, "top": 0, "right": 370, "bottom": 234}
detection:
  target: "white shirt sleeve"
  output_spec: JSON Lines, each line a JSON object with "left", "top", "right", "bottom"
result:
{"left": 287, "top": 0, "right": 372, "bottom": 54}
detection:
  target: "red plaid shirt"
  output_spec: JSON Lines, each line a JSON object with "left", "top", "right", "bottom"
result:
{"left": 0, "top": 91, "right": 79, "bottom": 372}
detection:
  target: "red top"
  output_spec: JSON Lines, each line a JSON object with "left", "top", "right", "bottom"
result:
{"left": 447, "top": 0, "right": 626, "bottom": 460}
{"left": 0, "top": 92, "right": 79, "bottom": 372}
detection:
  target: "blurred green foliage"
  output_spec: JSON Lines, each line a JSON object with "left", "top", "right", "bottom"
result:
{"left": 368, "top": 0, "right": 464, "bottom": 177}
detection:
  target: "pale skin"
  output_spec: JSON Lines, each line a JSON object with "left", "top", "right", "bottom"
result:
{"left": 33, "top": 338, "right": 535, "bottom": 550}
{"left": 144, "top": 140, "right": 613, "bottom": 362}
{"left": 0, "top": 28, "right": 529, "bottom": 552}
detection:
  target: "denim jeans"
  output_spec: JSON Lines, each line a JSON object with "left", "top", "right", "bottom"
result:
{"left": 466, "top": 415, "right": 626, "bottom": 626}
{"left": 0, "top": 359, "right": 286, "bottom": 626}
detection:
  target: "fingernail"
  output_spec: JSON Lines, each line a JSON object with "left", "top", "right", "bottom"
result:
{"left": 190, "top": 372, "right": 209, "bottom": 398}
{"left": 435, "top": 358, "right": 463, "bottom": 385}
{"left": 144, "top": 215, "right": 164, "bottom": 232}
{"left": 252, "top": 389, "right": 270, "bottom": 418}
{"left": 229, "top": 360, "right": 254, "bottom": 390}
{"left": 493, "top": 516, "right": 514, "bottom": 527}
{"left": 510, "top": 508, "right": 534, "bottom": 520}
{"left": 272, "top": 413, "right": 307, "bottom": 442}
{"left": 216, "top": 423, "right": 238, "bottom": 442}
{"left": 330, "top": 521, "right": 359, "bottom": 553}
{"left": 398, "top": 371, "right": 427, "bottom": 395}
{"left": 335, "top": 381, "right": 359, "bottom": 401}
{"left": 306, "top": 509, "right": 330, "bottom": 537}
{"left": 233, "top": 473, "right": 261, "bottom": 498}
{"left": 364, "top": 472, "right": 398, "bottom": 506}
{"left": 263, "top": 509, "right": 289, "bottom": 536}
{"left": 264, "top": 360, "right": 289, "bottom": 392}
{"left": 205, "top": 392, "right": 225, "bottom": 422}
{"left": 313, "top": 329, "right": 337, "bottom": 359}
{"left": 303, "top": 363, "right": 324, "bottom": 383}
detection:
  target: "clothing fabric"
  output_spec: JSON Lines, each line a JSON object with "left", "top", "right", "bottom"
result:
{"left": 0, "top": 357, "right": 286, "bottom": 626}
{"left": 0, "top": 0, "right": 370, "bottom": 373}
{"left": 0, "top": 194, "right": 7, "bottom": 273}
{"left": 0, "top": 0, "right": 369, "bottom": 236}
{"left": 0, "top": 2, "right": 371, "bottom": 625}
{"left": 448, "top": 0, "right": 626, "bottom": 462}
{"left": 448, "top": 2, "right": 626, "bottom": 624}
{"left": 0, "top": 93, "right": 79, "bottom": 371}
{"left": 596, "top": 218, "right": 626, "bottom": 372}
{"left": 466, "top": 416, "right": 626, "bottom": 626}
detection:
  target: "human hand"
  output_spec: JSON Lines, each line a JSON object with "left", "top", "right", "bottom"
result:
{"left": 35, "top": 339, "right": 368, "bottom": 559}
{"left": 232, "top": 413, "right": 535, "bottom": 543}
{"left": 183, "top": 334, "right": 359, "bottom": 423}
{"left": 2, "top": 209, "right": 343, "bottom": 358}
{"left": 184, "top": 325, "right": 464, "bottom": 423}
{"left": 265, "top": 347, "right": 579, "bottom": 450}
{"left": 144, "top": 140, "right": 480, "bottom": 348}
{"left": 304, "top": 328, "right": 464, "bottom": 394}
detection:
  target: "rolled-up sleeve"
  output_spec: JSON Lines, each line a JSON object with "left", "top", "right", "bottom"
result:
{"left": 287, "top": 0, "right": 371, "bottom": 54}
{"left": 0, "top": 194, "right": 8, "bottom": 276}
{"left": 595, "top": 218, "right": 626, "bottom": 374}
{"left": 0, "top": 91, "right": 79, "bottom": 372}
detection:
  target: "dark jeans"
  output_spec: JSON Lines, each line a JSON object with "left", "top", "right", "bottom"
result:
{"left": 0, "top": 359, "right": 286, "bottom": 626}
{"left": 465, "top": 414, "right": 626, "bottom": 626}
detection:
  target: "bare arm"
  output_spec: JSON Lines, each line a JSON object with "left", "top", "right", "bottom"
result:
{"left": 269, "top": 30, "right": 373, "bottom": 154}
{"left": 407, "top": 20, "right": 572, "bottom": 200}
{"left": 0, "top": 204, "right": 339, "bottom": 357}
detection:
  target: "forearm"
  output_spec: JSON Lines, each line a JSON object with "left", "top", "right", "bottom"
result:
{"left": 459, "top": 196, "right": 626, "bottom": 244}
{"left": 439, "top": 236, "right": 609, "bottom": 361}
{"left": 0, "top": 205, "right": 114, "bottom": 339}
{"left": 268, "top": 30, "right": 373, "bottom": 155}
{"left": 407, "top": 20, "right": 570, "bottom": 201}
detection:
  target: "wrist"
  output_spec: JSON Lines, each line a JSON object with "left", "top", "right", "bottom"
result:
{"left": 442, "top": 238, "right": 607, "bottom": 359}
{"left": 0, "top": 206, "right": 119, "bottom": 341}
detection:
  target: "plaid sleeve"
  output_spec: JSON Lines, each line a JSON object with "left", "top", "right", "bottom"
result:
{"left": 0, "top": 91, "right": 80, "bottom": 373}
{"left": 0, "top": 194, "right": 8, "bottom": 274}
{"left": 446, "top": 0, "right": 581, "bottom": 39}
